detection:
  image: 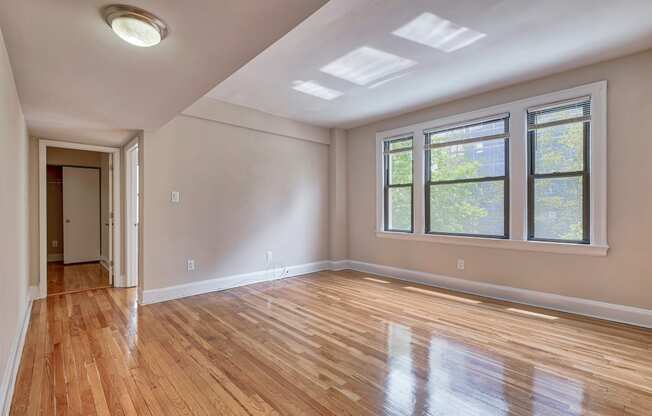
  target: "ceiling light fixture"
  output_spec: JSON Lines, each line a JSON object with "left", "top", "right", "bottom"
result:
{"left": 103, "top": 5, "right": 167, "bottom": 47}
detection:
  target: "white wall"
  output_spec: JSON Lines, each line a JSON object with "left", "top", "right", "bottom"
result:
{"left": 142, "top": 114, "right": 330, "bottom": 292}
{"left": 346, "top": 49, "right": 652, "bottom": 309}
{"left": 0, "top": 28, "right": 31, "bottom": 412}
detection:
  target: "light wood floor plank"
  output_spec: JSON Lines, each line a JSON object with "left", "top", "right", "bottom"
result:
{"left": 10, "top": 270, "right": 652, "bottom": 415}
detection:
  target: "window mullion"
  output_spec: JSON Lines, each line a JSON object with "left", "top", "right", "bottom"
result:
{"left": 413, "top": 133, "right": 425, "bottom": 234}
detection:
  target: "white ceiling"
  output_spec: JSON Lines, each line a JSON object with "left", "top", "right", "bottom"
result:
{"left": 0, "top": 0, "right": 327, "bottom": 146}
{"left": 207, "top": 0, "right": 652, "bottom": 129}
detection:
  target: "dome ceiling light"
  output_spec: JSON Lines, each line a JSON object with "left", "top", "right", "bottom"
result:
{"left": 103, "top": 4, "right": 167, "bottom": 47}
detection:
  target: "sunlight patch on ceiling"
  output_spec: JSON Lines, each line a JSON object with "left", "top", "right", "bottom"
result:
{"left": 393, "top": 12, "right": 486, "bottom": 53}
{"left": 292, "top": 80, "right": 343, "bottom": 100}
{"left": 320, "top": 46, "right": 416, "bottom": 86}
{"left": 368, "top": 72, "right": 411, "bottom": 89}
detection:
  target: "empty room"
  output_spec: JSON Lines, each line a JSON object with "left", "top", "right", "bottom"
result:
{"left": 0, "top": 1, "right": 651, "bottom": 415}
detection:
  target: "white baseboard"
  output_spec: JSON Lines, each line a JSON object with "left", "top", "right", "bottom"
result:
{"left": 47, "top": 253, "right": 62, "bottom": 262}
{"left": 99, "top": 259, "right": 111, "bottom": 273}
{"left": 0, "top": 286, "right": 39, "bottom": 416}
{"left": 345, "top": 260, "right": 652, "bottom": 329}
{"left": 329, "top": 260, "right": 351, "bottom": 271}
{"left": 142, "top": 257, "right": 652, "bottom": 328}
{"left": 141, "top": 261, "right": 332, "bottom": 305}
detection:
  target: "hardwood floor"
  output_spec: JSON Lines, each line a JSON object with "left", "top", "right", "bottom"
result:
{"left": 11, "top": 270, "right": 652, "bottom": 415}
{"left": 47, "top": 262, "right": 111, "bottom": 296}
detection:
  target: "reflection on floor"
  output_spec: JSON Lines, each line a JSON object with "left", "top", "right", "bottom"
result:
{"left": 12, "top": 270, "right": 652, "bottom": 415}
{"left": 47, "top": 261, "right": 111, "bottom": 295}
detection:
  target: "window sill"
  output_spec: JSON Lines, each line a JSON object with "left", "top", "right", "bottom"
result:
{"left": 375, "top": 231, "right": 609, "bottom": 256}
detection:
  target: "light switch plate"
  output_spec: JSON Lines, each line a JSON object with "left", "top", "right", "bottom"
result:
{"left": 171, "top": 191, "right": 180, "bottom": 203}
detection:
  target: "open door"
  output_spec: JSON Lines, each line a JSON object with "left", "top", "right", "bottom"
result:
{"left": 126, "top": 145, "right": 139, "bottom": 287}
{"left": 63, "top": 166, "right": 101, "bottom": 264}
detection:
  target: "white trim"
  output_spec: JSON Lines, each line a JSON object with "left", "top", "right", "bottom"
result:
{"left": 330, "top": 260, "right": 352, "bottom": 271}
{"left": 145, "top": 259, "right": 651, "bottom": 327}
{"left": 375, "top": 81, "right": 608, "bottom": 254}
{"left": 100, "top": 258, "right": 111, "bottom": 274}
{"left": 141, "top": 261, "right": 332, "bottom": 305}
{"left": 38, "top": 139, "right": 122, "bottom": 298}
{"left": 47, "top": 253, "right": 63, "bottom": 262}
{"left": 0, "top": 286, "right": 38, "bottom": 415}
{"left": 344, "top": 260, "right": 652, "bottom": 328}
{"left": 39, "top": 139, "right": 120, "bottom": 154}
{"left": 376, "top": 231, "right": 609, "bottom": 256}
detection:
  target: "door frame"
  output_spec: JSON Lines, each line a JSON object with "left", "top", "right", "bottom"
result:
{"left": 38, "top": 139, "right": 122, "bottom": 298}
{"left": 125, "top": 142, "right": 138, "bottom": 288}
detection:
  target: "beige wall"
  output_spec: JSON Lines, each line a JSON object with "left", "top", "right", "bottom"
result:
{"left": 346, "top": 49, "right": 652, "bottom": 309}
{"left": 329, "top": 128, "right": 348, "bottom": 260}
{"left": 46, "top": 148, "right": 100, "bottom": 167}
{"left": 183, "top": 97, "right": 331, "bottom": 145}
{"left": 0, "top": 28, "right": 30, "bottom": 406}
{"left": 142, "top": 115, "right": 329, "bottom": 291}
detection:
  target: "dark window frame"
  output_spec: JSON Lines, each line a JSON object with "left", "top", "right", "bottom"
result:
{"left": 424, "top": 117, "right": 510, "bottom": 239}
{"left": 527, "top": 101, "right": 591, "bottom": 244}
{"left": 383, "top": 137, "right": 414, "bottom": 233}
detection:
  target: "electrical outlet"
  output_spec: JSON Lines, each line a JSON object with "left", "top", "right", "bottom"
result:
{"left": 266, "top": 250, "right": 273, "bottom": 265}
{"left": 51, "top": 240, "right": 58, "bottom": 248}
{"left": 171, "top": 191, "right": 180, "bottom": 203}
{"left": 187, "top": 259, "right": 195, "bottom": 271}
{"left": 457, "top": 259, "right": 465, "bottom": 270}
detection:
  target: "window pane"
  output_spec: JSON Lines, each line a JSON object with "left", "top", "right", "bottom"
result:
{"left": 533, "top": 176, "right": 583, "bottom": 241}
{"left": 428, "top": 180, "right": 504, "bottom": 236}
{"left": 430, "top": 138, "right": 505, "bottom": 181}
{"left": 388, "top": 138, "right": 412, "bottom": 151}
{"left": 428, "top": 119, "right": 506, "bottom": 145}
{"left": 534, "top": 122, "right": 584, "bottom": 174}
{"left": 388, "top": 151, "right": 412, "bottom": 185}
{"left": 388, "top": 187, "right": 412, "bottom": 231}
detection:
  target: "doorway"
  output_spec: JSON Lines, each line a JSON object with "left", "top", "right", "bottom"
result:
{"left": 46, "top": 162, "right": 110, "bottom": 295}
{"left": 39, "top": 140, "right": 122, "bottom": 298}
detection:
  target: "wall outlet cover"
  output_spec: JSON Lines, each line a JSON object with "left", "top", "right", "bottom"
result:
{"left": 457, "top": 259, "right": 465, "bottom": 270}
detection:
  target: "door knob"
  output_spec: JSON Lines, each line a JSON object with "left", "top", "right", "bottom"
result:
{"left": 65, "top": 219, "right": 71, "bottom": 223}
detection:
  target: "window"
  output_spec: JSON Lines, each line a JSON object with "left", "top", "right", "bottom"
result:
{"left": 375, "top": 81, "right": 607, "bottom": 256}
{"left": 383, "top": 137, "right": 413, "bottom": 232}
{"left": 425, "top": 115, "right": 509, "bottom": 238}
{"left": 527, "top": 98, "right": 590, "bottom": 243}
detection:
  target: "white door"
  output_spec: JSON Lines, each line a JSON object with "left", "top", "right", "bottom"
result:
{"left": 63, "top": 167, "right": 101, "bottom": 264}
{"left": 126, "top": 146, "right": 139, "bottom": 287}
